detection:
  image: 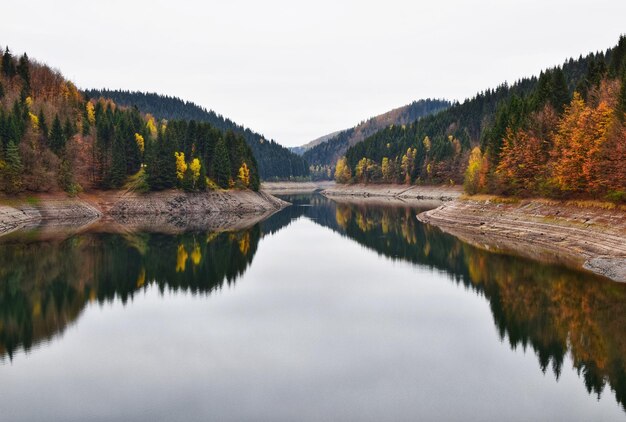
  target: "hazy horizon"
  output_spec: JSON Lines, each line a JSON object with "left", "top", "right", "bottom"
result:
{"left": 2, "top": 0, "right": 626, "bottom": 147}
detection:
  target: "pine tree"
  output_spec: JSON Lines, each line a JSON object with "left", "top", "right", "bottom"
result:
{"left": 212, "top": 137, "right": 231, "bottom": 188}
{"left": 198, "top": 158, "right": 207, "bottom": 191}
{"left": 609, "top": 35, "right": 626, "bottom": 78}
{"left": 3, "top": 141, "right": 23, "bottom": 193}
{"left": 49, "top": 115, "right": 65, "bottom": 155}
{"left": 147, "top": 127, "right": 176, "bottom": 190}
{"left": 551, "top": 68, "right": 570, "bottom": 113}
{"left": 38, "top": 110, "right": 48, "bottom": 144}
{"left": 108, "top": 135, "right": 127, "bottom": 188}
{"left": 1, "top": 47, "right": 16, "bottom": 78}
{"left": 16, "top": 54, "right": 30, "bottom": 91}
{"left": 63, "top": 118, "right": 75, "bottom": 141}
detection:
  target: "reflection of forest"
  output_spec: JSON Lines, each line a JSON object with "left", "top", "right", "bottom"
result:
{"left": 303, "top": 196, "right": 626, "bottom": 412}
{"left": 0, "top": 227, "right": 260, "bottom": 360}
{"left": 2, "top": 195, "right": 626, "bottom": 412}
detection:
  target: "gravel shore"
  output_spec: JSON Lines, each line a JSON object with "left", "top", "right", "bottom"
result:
{"left": 418, "top": 199, "right": 626, "bottom": 283}
{"left": 0, "top": 190, "right": 288, "bottom": 237}
{"left": 321, "top": 184, "right": 462, "bottom": 201}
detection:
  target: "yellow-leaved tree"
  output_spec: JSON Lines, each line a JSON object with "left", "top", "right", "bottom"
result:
{"left": 334, "top": 157, "right": 352, "bottom": 183}
{"left": 174, "top": 152, "right": 187, "bottom": 180}
{"left": 238, "top": 162, "right": 250, "bottom": 187}
{"left": 463, "top": 147, "right": 483, "bottom": 195}
{"left": 86, "top": 102, "right": 96, "bottom": 125}
{"left": 29, "top": 112, "right": 39, "bottom": 131}
{"left": 134, "top": 133, "right": 145, "bottom": 154}
{"left": 381, "top": 157, "right": 392, "bottom": 182}
{"left": 146, "top": 114, "right": 157, "bottom": 138}
{"left": 190, "top": 158, "right": 201, "bottom": 186}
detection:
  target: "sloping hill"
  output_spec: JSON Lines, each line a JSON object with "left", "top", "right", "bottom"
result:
{"left": 84, "top": 89, "right": 310, "bottom": 180}
{"left": 342, "top": 36, "right": 626, "bottom": 200}
{"left": 301, "top": 99, "right": 450, "bottom": 174}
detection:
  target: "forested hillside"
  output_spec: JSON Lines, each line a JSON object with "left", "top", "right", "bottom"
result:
{"left": 338, "top": 36, "right": 626, "bottom": 202}
{"left": 84, "top": 89, "right": 310, "bottom": 180}
{"left": 0, "top": 46, "right": 260, "bottom": 194}
{"left": 302, "top": 99, "right": 450, "bottom": 179}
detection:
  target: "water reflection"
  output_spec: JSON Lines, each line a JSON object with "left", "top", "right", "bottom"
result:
{"left": 273, "top": 194, "right": 626, "bottom": 411}
{"left": 1, "top": 194, "right": 626, "bottom": 413}
{"left": 0, "top": 228, "right": 260, "bottom": 360}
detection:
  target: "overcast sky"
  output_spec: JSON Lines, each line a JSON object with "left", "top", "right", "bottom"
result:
{"left": 2, "top": 0, "right": 625, "bottom": 146}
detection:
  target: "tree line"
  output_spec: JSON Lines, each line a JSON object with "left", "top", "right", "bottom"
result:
{"left": 85, "top": 89, "right": 310, "bottom": 181}
{"left": 0, "top": 46, "right": 260, "bottom": 195}
{"left": 337, "top": 36, "right": 626, "bottom": 202}
{"left": 302, "top": 98, "right": 450, "bottom": 179}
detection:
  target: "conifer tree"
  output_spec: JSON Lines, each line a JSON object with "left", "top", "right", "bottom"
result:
{"left": 609, "top": 35, "right": 626, "bottom": 77}
{"left": 16, "top": 54, "right": 30, "bottom": 91}
{"left": 198, "top": 158, "right": 207, "bottom": 191}
{"left": 49, "top": 115, "right": 65, "bottom": 155}
{"left": 108, "top": 135, "right": 127, "bottom": 188}
{"left": 212, "top": 137, "right": 231, "bottom": 188}
{"left": 1, "top": 47, "right": 16, "bottom": 78}
{"left": 38, "top": 109, "right": 48, "bottom": 143}
{"left": 63, "top": 117, "right": 75, "bottom": 141}
{"left": 551, "top": 68, "right": 570, "bottom": 113}
{"left": 147, "top": 127, "right": 176, "bottom": 190}
{"left": 3, "top": 140, "right": 23, "bottom": 193}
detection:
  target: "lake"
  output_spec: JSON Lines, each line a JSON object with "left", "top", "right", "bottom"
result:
{"left": 1, "top": 194, "right": 625, "bottom": 421}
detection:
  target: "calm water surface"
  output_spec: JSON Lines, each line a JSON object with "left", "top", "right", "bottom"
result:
{"left": 1, "top": 194, "right": 626, "bottom": 421}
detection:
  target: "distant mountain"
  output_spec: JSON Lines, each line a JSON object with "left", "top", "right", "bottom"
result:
{"left": 292, "top": 130, "right": 343, "bottom": 155}
{"left": 301, "top": 99, "right": 450, "bottom": 174}
{"left": 83, "top": 89, "right": 310, "bottom": 180}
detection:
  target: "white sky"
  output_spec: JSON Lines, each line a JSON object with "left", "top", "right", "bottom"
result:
{"left": 2, "top": 0, "right": 625, "bottom": 146}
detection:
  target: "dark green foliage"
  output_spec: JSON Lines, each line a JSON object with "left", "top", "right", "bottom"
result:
{"left": 58, "top": 155, "right": 79, "bottom": 195}
{"left": 108, "top": 135, "right": 127, "bottom": 188}
{"left": 576, "top": 57, "right": 607, "bottom": 99}
{"left": 1, "top": 47, "right": 16, "bottom": 78}
{"left": 303, "top": 99, "right": 450, "bottom": 170}
{"left": 0, "top": 81, "right": 4, "bottom": 99}
{"left": 609, "top": 35, "right": 626, "bottom": 77}
{"left": 550, "top": 68, "right": 570, "bottom": 113}
{"left": 198, "top": 158, "right": 207, "bottom": 191}
{"left": 181, "top": 167, "right": 194, "bottom": 192}
{"left": 3, "top": 140, "right": 23, "bottom": 193}
{"left": 48, "top": 115, "right": 65, "bottom": 155}
{"left": 83, "top": 89, "right": 309, "bottom": 180}
{"left": 0, "top": 107, "right": 22, "bottom": 151}
{"left": 212, "top": 136, "right": 231, "bottom": 188}
{"left": 63, "top": 118, "right": 75, "bottom": 141}
{"left": 16, "top": 54, "right": 30, "bottom": 91}
{"left": 37, "top": 109, "right": 47, "bottom": 144}
{"left": 147, "top": 128, "right": 176, "bottom": 190}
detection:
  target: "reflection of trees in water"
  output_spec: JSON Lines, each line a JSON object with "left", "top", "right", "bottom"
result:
{"left": 314, "top": 197, "right": 626, "bottom": 412}
{"left": 0, "top": 227, "right": 260, "bottom": 360}
{"left": 2, "top": 194, "right": 626, "bottom": 412}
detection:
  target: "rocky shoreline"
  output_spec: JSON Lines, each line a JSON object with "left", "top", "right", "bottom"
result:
{"left": 418, "top": 199, "right": 626, "bottom": 283}
{"left": 0, "top": 190, "right": 288, "bottom": 237}
{"left": 321, "top": 183, "right": 462, "bottom": 201}
{"left": 261, "top": 181, "right": 335, "bottom": 194}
